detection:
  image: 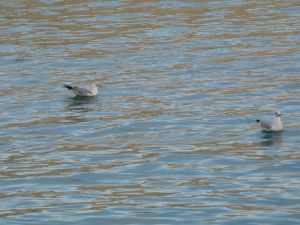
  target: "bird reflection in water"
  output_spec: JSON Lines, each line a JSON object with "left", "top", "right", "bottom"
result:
{"left": 65, "top": 96, "right": 100, "bottom": 112}
{"left": 260, "top": 130, "right": 283, "bottom": 146}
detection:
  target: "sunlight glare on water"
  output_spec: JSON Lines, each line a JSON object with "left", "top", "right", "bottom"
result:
{"left": 0, "top": 0, "right": 300, "bottom": 224}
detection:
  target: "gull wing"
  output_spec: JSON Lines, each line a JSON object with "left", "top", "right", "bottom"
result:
{"left": 63, "top": 84, "right": 94, "bottom": 96}
{"left": 259, "top": 120, "right": 272, "bottom": 130}
{"left": 71, "top": 86, "right": 94, "bottom": 96}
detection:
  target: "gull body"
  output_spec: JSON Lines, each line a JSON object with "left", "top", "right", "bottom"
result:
{"left": 63, "top": 82, "right": 101, "bottom": 97}
{"left": 256, "top": 111, "right": 283, "bottom": 131}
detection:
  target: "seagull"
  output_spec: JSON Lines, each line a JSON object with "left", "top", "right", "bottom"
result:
{"left": 63, "top": 82, "right": 101, "bottom": 97}
{"left": 256, "top": 110, "right": 283, "bottom": 131}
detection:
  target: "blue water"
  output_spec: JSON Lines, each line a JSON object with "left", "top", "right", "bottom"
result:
{"left": 0, "top": 0, "right": 300, "bottom": 224}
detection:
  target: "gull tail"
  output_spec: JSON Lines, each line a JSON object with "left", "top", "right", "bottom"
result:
{"left": 256, "top": 120, "right": 260, "bottom": 123}
{"left": 63, "top": 84, "right": 73, "bottom": 90}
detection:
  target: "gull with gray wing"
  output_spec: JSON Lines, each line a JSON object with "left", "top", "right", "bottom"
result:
{"left": 63, "top": 82, "right": 101, "bottom": 97}
{"left": 256, "top": 110, "right": 283, "bottom": 131}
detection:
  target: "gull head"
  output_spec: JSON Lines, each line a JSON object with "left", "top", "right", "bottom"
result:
{"left": 275, "top": 110, "right": 282, "bottom": 117}
{"left": 93, "top": 82, "right": 102, "bottom": 88}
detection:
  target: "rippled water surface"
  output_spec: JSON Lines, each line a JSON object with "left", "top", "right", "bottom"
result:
{"left": 1, "top": 0, "right": 300, "bottom": 224}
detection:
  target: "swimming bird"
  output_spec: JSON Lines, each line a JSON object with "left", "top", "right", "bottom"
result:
{"left": 256, "top": 110, "right": 283, "bottom": 131}
{"left": 63, "top": 82, "right": 101, "bottom": 97}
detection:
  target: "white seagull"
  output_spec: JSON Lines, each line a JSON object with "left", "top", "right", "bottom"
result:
{"left": 63, "top": 82, "right": 101, "bottom": 97}
{"left": 256, "top": 110, "right": 283, "bottom": 131}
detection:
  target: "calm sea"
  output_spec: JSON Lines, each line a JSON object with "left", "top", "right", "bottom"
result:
{"left": 0, "top": 0, "right": 299, "bottom": 224}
